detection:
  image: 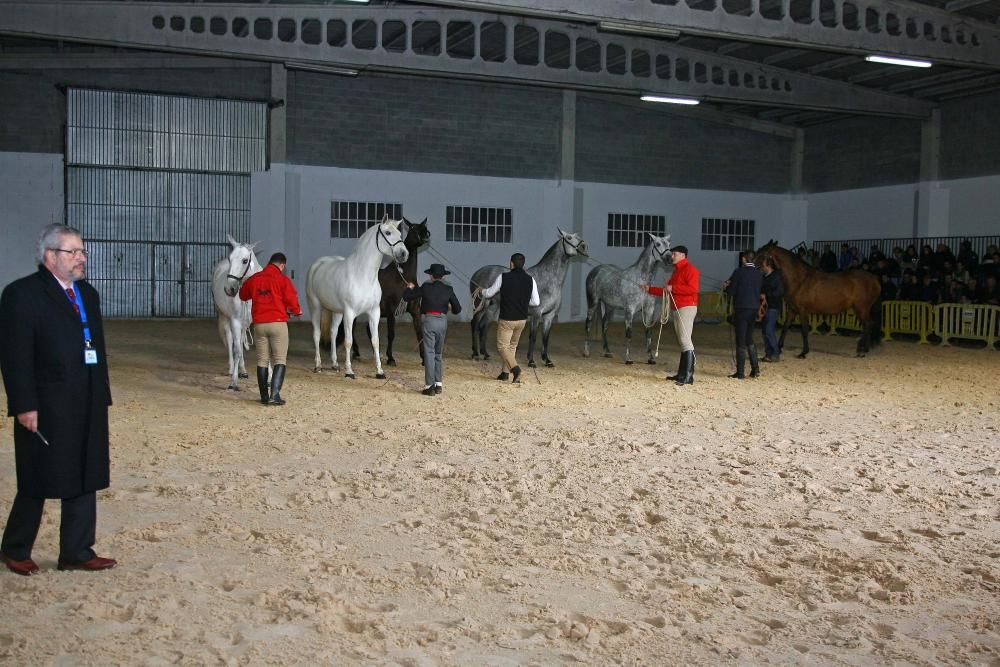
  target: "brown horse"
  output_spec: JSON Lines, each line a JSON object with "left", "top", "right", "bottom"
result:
{"left": 754, "top": 241, "right": 881, "bottom": 358}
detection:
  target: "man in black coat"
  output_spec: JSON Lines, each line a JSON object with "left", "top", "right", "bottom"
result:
{"left": 723, "top": 250, "right": 764, "bottom": 379}
{"left": 0, "top": 224, "right": 117, "bottom": 576}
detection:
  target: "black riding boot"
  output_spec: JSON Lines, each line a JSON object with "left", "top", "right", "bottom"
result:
{"left": 676, "top": 350, "right": 695, "bottom": 385}
{"left": 666, "top": 352, "right": 685, "bottom": 381}
{"left": 256, "top": 367, "right": 270, "bottom": 405}
{"left": 748, "top": 345, "right": 761, "bottom": 378}
{"left": 730, "top": 348, "right": 746, "bottom": 379}
{"left": 511, "top": 366, "right": 522, "bottom": 384}
{"left": 268, "top": 364, "right": 287, "bottom": 406}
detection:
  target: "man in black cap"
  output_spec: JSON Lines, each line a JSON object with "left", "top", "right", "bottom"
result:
{"left": 404, "top": 264, "right": 462, "bottom": 395}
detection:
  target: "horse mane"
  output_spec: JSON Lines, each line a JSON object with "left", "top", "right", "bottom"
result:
{"left": 769, "top": 244, "right": 814, "bottom": 273}
{"left": 534, "top": 237, "right": 562, "bottom": 267}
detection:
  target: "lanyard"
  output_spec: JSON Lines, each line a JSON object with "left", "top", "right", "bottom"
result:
{"left": 66, "top": 285, "right": 93, "bottom": 348}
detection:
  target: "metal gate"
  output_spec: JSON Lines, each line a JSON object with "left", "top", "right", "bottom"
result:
{"left": 65, "top": 88, "right": 267, "bottom": 318}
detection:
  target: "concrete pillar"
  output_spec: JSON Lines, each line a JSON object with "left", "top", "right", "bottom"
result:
{"left": 917, "top": 109, "right": 949, "bottom": 237}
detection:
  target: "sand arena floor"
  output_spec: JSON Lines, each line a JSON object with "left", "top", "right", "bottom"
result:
{"left": 0, "top": 318, "right": 997, "bottom": 665}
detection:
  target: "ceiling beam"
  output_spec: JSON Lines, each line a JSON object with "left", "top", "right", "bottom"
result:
{"left": 406, "top": 0, "right": 1000, "bottom": 69}
{"left": 944, "top": 0, "right": 992, "bottom": 11}
{"left": 0, "top": 2, "right": 935, "bottom": 118}
{"left": 913, "top": 71, "right": 1000, "bottom": 96}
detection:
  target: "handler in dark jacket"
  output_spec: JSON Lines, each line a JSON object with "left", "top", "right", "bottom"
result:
{"left": 723, "top": 250, "right": 764, "bottom": 379}
{"left": 0, "top": 224, "right": 117, "bottom": 576}
{"left": 404, "top": 263, "right": 462, "bottom": 396}
{"left": 759, "top": 256, "right": 785, "bottom": 362}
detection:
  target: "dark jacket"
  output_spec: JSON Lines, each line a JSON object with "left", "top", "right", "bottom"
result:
{"left": 0, "top": 267, "right": 112, "bottom": 498}
{"left": 403, "top": 280, "right": 462, "bottom": 315}
{"left": 498, "top": 269, "right": 534, "bottom": 321}
{"left": 726, "top": 263, "right": 764, "bottom": 310}
{"left": 761, "top": 269, "right": 784, "bottom": 311}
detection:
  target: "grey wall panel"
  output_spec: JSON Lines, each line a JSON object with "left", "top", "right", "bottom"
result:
{"left": 287, "top": 71, "right": 563, "bottom": 179}
{"left": 939, "top": 90, "right": 1000, "bottom": 181}
{"left": 0, "top": 67, "right": 270, "bottom": 155}
{"left": 575, "top": 96, "right": 795, "bottom": 193}
{"left": 802, "top": 116, "right": 922, "bottom": 193}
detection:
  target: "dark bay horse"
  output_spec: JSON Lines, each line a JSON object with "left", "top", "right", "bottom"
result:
{"left": 754, "top": 241, "right": 881, "bottom": 358}
{"left": 332, "top": 218, "right": 431, "bottom": 365}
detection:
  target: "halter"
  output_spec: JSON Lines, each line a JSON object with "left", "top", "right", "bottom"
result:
{"left": 561, "top": 234, "right": 586, "bottom": 256}
{"left": 376, "top": 223, "right": 405, "bottom": 257}
{"left": 226, "top": 249, "right": 254, "bottom": 284}
{"left": 651, "top": 241, "right": 672, "bottom": 263}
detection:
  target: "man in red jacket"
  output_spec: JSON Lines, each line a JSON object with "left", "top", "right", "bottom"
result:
{"left": 239, "top": 252, "right": 302, "bottom": 405}
{"left": 642, "top": 245, "right": 700, "bottom": 385}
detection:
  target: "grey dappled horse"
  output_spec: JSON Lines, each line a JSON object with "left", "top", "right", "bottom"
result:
{"left": 584, "top": 234, "right": 672, "bottom": 364}
{"left": 469, "top": 228, "right": 588, "bottom": 368}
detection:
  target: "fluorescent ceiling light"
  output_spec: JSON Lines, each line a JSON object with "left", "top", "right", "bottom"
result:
{"left": 640, "top": 94, "right": 700, "bottom": 105}
{"left": 598, "top": 20, "right": 680, "bottom": 39}
{"left": 865, "top": 55, "right": 932, "bottom": 68}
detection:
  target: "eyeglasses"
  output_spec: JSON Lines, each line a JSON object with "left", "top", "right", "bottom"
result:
{"left": 51, "top": 248, "right": 89, "bottom": 258}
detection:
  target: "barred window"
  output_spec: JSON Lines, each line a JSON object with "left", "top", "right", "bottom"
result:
{"left": 607, "top": 213, "right": 666, "bottom": 248}
{"left": 701, "top": 218, "right": 755, "bottom": 251}
{"left": 330, "top": 200, "right": 402, "bottom": 239}
{"left": 446, "top": 205, "right": 512, "bottom": 243}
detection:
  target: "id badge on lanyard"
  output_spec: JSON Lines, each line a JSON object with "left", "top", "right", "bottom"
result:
{"left": 68, "top": 287, "right": 99, "bottom": 365}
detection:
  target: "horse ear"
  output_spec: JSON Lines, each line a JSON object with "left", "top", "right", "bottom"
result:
{"left": 389, "top": 217, "right": 401, "bottom": 230}
{"left": 557, "top": 226, "right": 567, "bottom": 237}
{"left": 381, "top": 213, "right": 389, "bottom": 225}
{"left": 419, "top": 217, "right": 427, "bottom": 225}
{"left": 226, "top": 233, "right": 239, "bottom": 247}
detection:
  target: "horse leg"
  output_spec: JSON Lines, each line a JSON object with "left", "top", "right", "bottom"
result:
{"left": 368, "top": 308, "right": 386, "bottom": 379}
{"left": 527, "top": 318, "right": 538, "bottom": 368}
{"left": 470, "top": 311, "right": 480, "bottom": 360}
{"left": 311, "top": 308, "right": 324, "bottom": 372}
{"left": 329, "top": 312, "right": 343, "bottom": 372}
{"left": 623, "top": 311, "right": 634, "bottom": 365}
{"left": 351, "top": 321, "right": 361, "bottom": 360}
{"left": 236, "top": 323, "right": 248, "bottom": 379}
{"left": 583, "top": 303, "right": 595, "bottom": 358}
{"left": 601, "top": 305, "right": 614, "bottom": 358}
{"left": 541, "top": 316, "right": 555, "bottom": 368}
{"left": 386, "top": 312, "right": 397, "bottom": 366}
{"left": 224, "top": 321, "right": 239, "bottom": 390}
{"left": 478, "top": 311, "right": 491, "bottom": 360}
{"left": 798, "top": 317, "right": 810, "bottom": 359}
{"left": 339, "top": 312, "right": 354, "bottom": 378}
{"left": 645, "top": 320, "right": 656, "bottom": 364}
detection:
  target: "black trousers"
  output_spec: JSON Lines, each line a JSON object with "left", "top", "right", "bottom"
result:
{"left": 733, "top": 307, "right": 758, "bottom": 349}
{"left": 1, "top": 491, "right": 97, "bottom": 563}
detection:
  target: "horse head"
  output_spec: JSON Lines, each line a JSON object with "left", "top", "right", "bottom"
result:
{"left": 753, "top": 239, "right": 780, "bottom": 269}
{"left": 647, "top": 233, "right": 672, "bottom": 266}
{"left": 402, "top": 216, "right": 431, "bottom": 251}
{"left": 556, "top": 227, "right": 588, "bottom": 257}
{"left": 223, "top": 234, "right": 258, "bottom": 297}
{"left": 376, "top": 214, "right": 410, "bottom": 266}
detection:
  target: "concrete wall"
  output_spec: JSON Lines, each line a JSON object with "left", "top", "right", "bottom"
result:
{"left": 0, "top": 152, "right": 64, "bottom": 281}
{"left": 940, "top": 90, "right": 1000, "bottom": 181}
{"left": 803, "top": 116, "right": 922, "bottom": 193}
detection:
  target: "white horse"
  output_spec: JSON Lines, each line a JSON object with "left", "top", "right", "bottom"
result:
{"left": 212, "top": 235, "right": 262, "bottom": 390}
{"left": 306, "top": 215, "right": 409, "bottom": 379}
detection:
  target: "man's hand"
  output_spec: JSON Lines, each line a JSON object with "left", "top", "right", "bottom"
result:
{"left": 17, "top": 411, "right": 38, "bottom": 433}
{"left": 666, "top": 285, "right": 673, "bottom": 294}
{"left": 407, "top": 282, "right": 416, "bottom": 289}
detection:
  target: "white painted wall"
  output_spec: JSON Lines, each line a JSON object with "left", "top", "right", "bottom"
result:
{"left": 0, "top": 153, "right": 65, "bottom": 288}
{"left": 943, "top": 174, "right": 1000, "bottom": 236}
{"left": 257, "top": 165, "right": 795, "bottom": 322}
{"left": 805, "top": 183, "right": 917, "bottom": 243}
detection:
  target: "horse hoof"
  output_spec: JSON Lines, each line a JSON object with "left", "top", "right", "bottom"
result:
{"left": 797, "top": 353, "right": 808, "bottom": 359}
{"left": 471, "top": 354, "right": 480, "bottom": 361}
{"left": 483, "top": 354, "right": 491, "bottom": 361}
{"left": 345, "top": 373, "right": 356, "bottom": 379}
{"left": 387, "top": 359, "right": 397, "bottom": 367}
{"left": 227, "top": 384, "right": 239, "bottom": 391}
{"left": 582, "top": 351, "right": 590, "bottom": 358}
{"left": 625, "top": 360, "right": 634, "bottom": 365}
{"left": 603, "top": 352, "right": 614, "bottom": 358}
{"left": 313, "top": 367, "right": 322, "bottom": 374}
{"left": 527, "top": 361, "right": 537, "bottom": 368}
{"left": 376, "top": 373, "right": 387, "bottom": 379}
{"left": 647, "top": 359, "right": 657, "bottom": 365}
{"left": 238, "top": 372, "right": 248, "bottom": 379}
{"left": 545, "top": 361, "right": 555, "bottom": 368}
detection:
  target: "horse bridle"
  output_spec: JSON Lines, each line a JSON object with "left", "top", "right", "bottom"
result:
{"left": 376, "top": 223, "right": 405, "bottom": 257}
{"left": 652, "top": 241, "right": 671, "bottom": 263}
{"left": 226, "top": 252, "right": 254, "bottom": 284}
{"left": 561, "top": 234, "right": 587, "bottom": 256}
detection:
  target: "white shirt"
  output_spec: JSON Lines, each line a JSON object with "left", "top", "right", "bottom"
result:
{"left": 482, "top": 273, "right": 541, "bottom": 306}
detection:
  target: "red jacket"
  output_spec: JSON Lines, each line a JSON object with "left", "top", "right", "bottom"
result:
{"left": 239, "top": 264, "right": 302, "bottom": 324}
{"left": 647, "top": 258, "right": 700, "bottom": 310}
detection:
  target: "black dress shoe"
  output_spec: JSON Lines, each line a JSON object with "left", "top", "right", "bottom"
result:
{"left": 496, "top": 372, "right": 509, "bottom": 381}
{"left": 57, "top": 556, "right": 117, "bottom": 572}
{"left": 421, "top": 387, "right": 436, "bottom": 396}
{"left": 511, "top": 366, "right": 522, "bottom": 384}
{"left": 434, "top": 385, "right": 442, "bottom": 394}
{"left": 1, "top": 553, "right": 39, "bottom": 576}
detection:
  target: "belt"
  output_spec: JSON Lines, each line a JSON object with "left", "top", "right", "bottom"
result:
{"left": 425, "top": 311, "right": 444, "bottom": 315}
